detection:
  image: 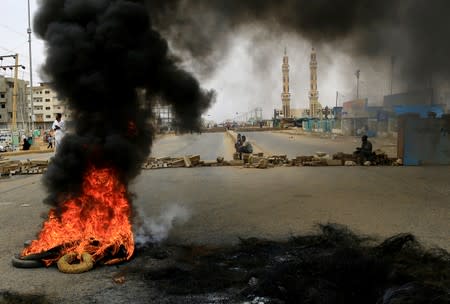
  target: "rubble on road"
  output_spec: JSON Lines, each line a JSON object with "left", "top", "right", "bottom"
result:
{"left": 0, "top": 159, "right": 49, "bottom": 176}
{"left": 140, "top": 149, "right": 401, "bottom": 171}
{"left": 0, "top": 149, "right": 402, "bottom": 176}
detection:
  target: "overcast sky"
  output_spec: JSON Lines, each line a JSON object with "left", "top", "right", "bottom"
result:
{"left": 1, "top": 1, "right": 394, "bottom": 123}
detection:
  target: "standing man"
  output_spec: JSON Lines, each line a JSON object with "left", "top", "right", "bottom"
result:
{"left": 52, "top": 113, "right": 65, "bottom": 151}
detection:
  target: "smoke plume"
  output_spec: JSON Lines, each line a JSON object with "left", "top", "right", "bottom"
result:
{"left": 148, "top": 0, "right": 450, "bottom": 84}
{"left": 134, "top": 204, "right": 190, "bottom": 246}
{"left": 34, "top": 0, "right": 215, "bottom": 205}
{"left": 36, "top": 0, "right": 448, "bottom": 204}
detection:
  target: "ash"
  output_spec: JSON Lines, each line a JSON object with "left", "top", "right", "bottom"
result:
{"left": 117, "top": 223, "right": 450, "bottom": 304}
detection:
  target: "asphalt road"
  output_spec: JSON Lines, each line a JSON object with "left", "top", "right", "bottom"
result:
{"left": 0, "top": 166, "right": 449, "bottom": 303}
{"left": 0, "top": 131, "right": 448, "bottom": 303}
{"left": 151, "top": 132, "right": 234, "bottom": 160}
{"left": 2, "top": 151, "right": 54, "bottom": 162}
{"left": 3, "top": 131, "right": 395, "bottom": 163}
{"left": 244, "top": 131, "right": 397, "bottom": 158}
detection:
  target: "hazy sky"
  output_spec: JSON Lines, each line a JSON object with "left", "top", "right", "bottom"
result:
{"left": 0, "top": 1, "right": 394, "bottom": 122}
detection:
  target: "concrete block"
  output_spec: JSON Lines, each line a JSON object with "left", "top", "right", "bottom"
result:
{"left": 326, "top": 159, "right": 343, "bottom": 166}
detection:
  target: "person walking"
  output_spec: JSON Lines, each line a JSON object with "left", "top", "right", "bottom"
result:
{"left": 47, "top": 131, "right": 53, "bottom": 149}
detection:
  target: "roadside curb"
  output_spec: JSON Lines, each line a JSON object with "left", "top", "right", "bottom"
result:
{"left": 1, "top": 148, "right": 54, "bottom": 157}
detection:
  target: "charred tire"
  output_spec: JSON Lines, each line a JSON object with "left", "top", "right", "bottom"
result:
{"left": 57, "top": 252, "right": 94, "bottom": 274}
{"left": 11, "top": 254, "right": 44, "bottom": 268}
{"left": 19, "top": 250, "right": 57, "bottom": 261}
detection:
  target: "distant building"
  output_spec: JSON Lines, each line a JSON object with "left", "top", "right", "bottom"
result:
{"left": 281, "top": 48, "right": 291, "bottom": 118}
{"left": 0, "top": 75, "right": 29, "bottom": 130}
{"left": 29, "top": 83, "right": 71, "bottom": 130}
{"left": 153, "top": 102, "right": 173, "bottom": 131}
{"left": 308, "top": 48, "right": 322, "bottom": 118}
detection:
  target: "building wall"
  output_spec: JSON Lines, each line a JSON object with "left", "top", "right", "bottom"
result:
{"left": 0, "top": 75, "right": 29, "bottom": 130}
{"left": 398, "top": 115, "right": 450, "bottom": 165}
{"left": 290, "top": 108, "right": 304, "bottom": 118}
{"left": 153, "top": 103, "right": 173, "bottom": 131}
{"left": 30, "top": 83, "right": 71, "bottom": 130}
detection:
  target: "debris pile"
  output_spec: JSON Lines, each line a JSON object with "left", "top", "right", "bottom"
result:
{"left": 140, "top": 150, "right": 402, "bottom": 171}
{"left": 0, "top": 159, "right": 49, "bottom": 176}
{"left": 125, "top": 224, "right": 450, "bottom": 304}
{"left": 0, "top": 150, "right": 402, "bottom": 176}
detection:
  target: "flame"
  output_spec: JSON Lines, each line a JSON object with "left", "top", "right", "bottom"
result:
{"left": 21, "top": 166, "right": 134, "bottom": 266}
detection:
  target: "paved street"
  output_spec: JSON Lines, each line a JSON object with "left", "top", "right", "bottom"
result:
{"left": 0, "top": 165, "right": 449, "bottom": 303}
{"left": 0, "top": 131, "right": 448, "bottom": 303}
{"left": 245, "top": 131, "right": 397, "bottom": 158}
{"left": 3, "top": 151, "right": 54, "bottom": 162}
{"left": 151, "top": 132, "right": 234, "bottom": 160}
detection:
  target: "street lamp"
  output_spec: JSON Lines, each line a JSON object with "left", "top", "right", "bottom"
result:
{"left": 390, "top": 56, "right": 395, "bottom": 95}
{"left": 355, "top": 69, "right": 360, "bottom": 99}
{"left": 27, "top": 0, "right": 35, "bottom": 132}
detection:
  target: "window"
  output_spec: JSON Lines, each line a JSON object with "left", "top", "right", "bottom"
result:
{"left": 1, "top": 104, "right": 5, "bottom": 109}
{"left": 45, "top": 115, "right": 51, "bottom": 119}
{"left": 0, "top": 93, "right": 4, "bottom": 98}
{"left": 45, "top": 107, "right": 51, "bottom": 110}
{"left": 45, "top": 90, "right": 50, "bottom": 94}
{"left": 45, "top": 98, "right": 50, "bottom": 102}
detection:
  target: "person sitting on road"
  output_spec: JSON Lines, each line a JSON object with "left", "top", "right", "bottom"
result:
{"left": 354, "top": 135, "right": 373, "bottom": 164}
{"left": 235, "top": 133, "right": 242, "bottom": 152}
{"left": 238, "top": 135, "right": 253, "bottom": 154}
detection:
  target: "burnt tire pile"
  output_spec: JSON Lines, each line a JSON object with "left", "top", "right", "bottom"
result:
{"left": 133, "top": 224, "right": 449, "bottom": 304}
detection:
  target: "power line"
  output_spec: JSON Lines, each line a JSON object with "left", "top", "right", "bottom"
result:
{"left": 0, "top": 23, "right": 27, "bottom": 38}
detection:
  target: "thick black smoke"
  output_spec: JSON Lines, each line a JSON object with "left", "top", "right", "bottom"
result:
{"left": 36, "top": 0, "right": 448, "bottom": 204}
{"left": 35, "top": 0, "right": 215, "bottom": 205}
{"left": 148, "top": 0, "right": 450, "bottom": 84}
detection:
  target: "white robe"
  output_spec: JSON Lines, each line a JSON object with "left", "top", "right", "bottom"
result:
{"left": 52, "top": 119, "right": 65, "bottom": 148}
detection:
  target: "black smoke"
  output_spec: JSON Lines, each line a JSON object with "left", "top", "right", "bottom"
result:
{"left": 36, "top": 0, "right": 449, "bottom": 204}
{"left": 147, "top": 0, "right": 450, "bottom": 84}
{"left": 34, "top": 0, "right": 215, "bottom": 205}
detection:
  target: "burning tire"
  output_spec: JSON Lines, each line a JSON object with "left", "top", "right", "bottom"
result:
{"left": 11, "top": 254, "right": 44, "bottom": 268}
{"left": 57, "top": 252, "right": 94, "bottom": 274}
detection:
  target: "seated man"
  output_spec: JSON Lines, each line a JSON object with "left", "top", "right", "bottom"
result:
{"left": 354, "top": 135, "right": 373, "bottom": 164}
{"left": 238, "top": 135, "right": 253, "bottom": 154}
{"left": 235, "top": 133, "right": 242, "bottom": 152}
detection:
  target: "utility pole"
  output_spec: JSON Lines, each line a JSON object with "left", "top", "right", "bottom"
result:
{"left": 12, "top": 55, "right": 19, "bottom": 132}
{"left": 390, "top": 56, "right": 395, "bottom": 95}
{"left": 355, "top": 69, "right": 360, "bottom": 99}
{"left": 335, "top": 91, "right": 338, "bottom": 108}
{"left": 0, "top": 54, "right": 26, "bottom": 132}
{"left": 28, "top": 0, "right": 35, "bottom": 132}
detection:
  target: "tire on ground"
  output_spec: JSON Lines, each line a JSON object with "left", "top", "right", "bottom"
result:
{"left": 57, "top": 252, "right": 94, "bottom": 274}
{"left": 11, "top": 254, "right": 44, "bottom": 268}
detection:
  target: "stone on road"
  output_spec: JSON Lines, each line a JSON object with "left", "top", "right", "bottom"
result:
{"left": 245, "top": 131, "right": 397, "bottom": 158}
